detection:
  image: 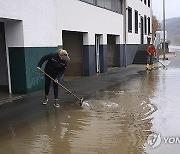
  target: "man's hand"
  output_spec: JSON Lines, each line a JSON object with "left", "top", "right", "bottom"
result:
{"left": 37, "top": 67, "right": 41, "bottom": 70}
{"left": 54, "top": 79, "right": 59, "bottom": 84}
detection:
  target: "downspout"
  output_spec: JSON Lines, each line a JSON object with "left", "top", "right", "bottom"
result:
{"left": 123, "top": 0, "right": 127, "bottom": 66}
{"left": 5, "top": 40, "right": 12, "bottom": 94}
{"left": 4, "top": 23, "right": 12, "bottom": 94}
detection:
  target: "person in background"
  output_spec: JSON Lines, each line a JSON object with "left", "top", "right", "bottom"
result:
{"left": 37, "top": 49, "right": 70, "bottom": 107}
{"left": 146, "top": 44, "right": 157, "bottom": 70}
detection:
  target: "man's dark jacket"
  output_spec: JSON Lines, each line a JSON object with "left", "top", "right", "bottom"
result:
{"left": 37, "top": 53, "right": 67, "bottom": 79}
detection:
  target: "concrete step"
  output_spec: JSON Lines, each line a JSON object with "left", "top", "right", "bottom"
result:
{"left": 133, "top": 44, "right": 149, "bottom": 64}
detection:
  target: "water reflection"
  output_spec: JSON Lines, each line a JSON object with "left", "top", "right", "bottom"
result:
{"left": 145, "top": 68, "right": 180, "bottom": 154}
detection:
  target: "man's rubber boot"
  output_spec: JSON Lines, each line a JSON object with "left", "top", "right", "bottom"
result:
{"left": 151, "top": 64, "right": 154, "bottom": 70}
{"left": 146, "top": 64, "right": 149, "bottom": 70}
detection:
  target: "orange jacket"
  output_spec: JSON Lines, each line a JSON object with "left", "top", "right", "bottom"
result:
{"left": 147, "top": 45, "right": 157, "bottom": 56}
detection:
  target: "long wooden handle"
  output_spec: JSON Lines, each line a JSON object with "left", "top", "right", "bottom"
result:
{"left": 38, "top": 68, "right": 81, "bottom": 101}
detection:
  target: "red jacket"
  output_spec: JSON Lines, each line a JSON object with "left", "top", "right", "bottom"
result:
{"left": 147, "top": 45, "right": 157, "bottom": 56}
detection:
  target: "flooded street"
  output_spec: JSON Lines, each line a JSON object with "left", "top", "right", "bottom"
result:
{"left": 0, "top": 52, "right": 180, "bottom": 154}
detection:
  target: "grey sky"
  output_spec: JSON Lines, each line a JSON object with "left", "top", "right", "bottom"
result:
{"left": 152, "top": 0, "right": 180, "bottom": 21}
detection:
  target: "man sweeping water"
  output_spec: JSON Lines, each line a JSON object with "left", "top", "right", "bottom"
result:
{"left": 146, "top": 44, "right": 157, "bottom": 70}
{"left": 37, "top": 49, "right": 70, "bottom": 108}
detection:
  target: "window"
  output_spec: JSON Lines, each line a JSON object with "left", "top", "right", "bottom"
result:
{"left": 80, "top": 0, "right": 94, "bottom": 4}
{"left": 144, "top": 0, "right": 147, "bottom": 5}
{"left": 144, "top": 15, "right": 147, "bottom": 35}
{"left": 135, "top": 10, "right": 138, "bottom": 34}
{"left": 128, "top": 7, "right": 132, "bottom": 33}
{"left": 80, "top": 0, "right": 123, "bottom": 14}
{"left": 104, "top": 0, "right": 111, "bottom": 10}
{"left": 148, "top": 0, "right": 150, "bottom": 7}
{"left": 112, "top": 0, "right": 123, "bottom": 14}
{"left": 96, "top": 0, "right": 103, "bottom": 7}
{"left": 116, "top": 0, "right": 123, "bottom": 14}
{"left": 148, "top": 17, "right": 151, "bottom": 34}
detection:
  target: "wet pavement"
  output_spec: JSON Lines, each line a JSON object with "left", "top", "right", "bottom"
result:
{"left": 0, "top": 51, "right": 180, "bottom": 154}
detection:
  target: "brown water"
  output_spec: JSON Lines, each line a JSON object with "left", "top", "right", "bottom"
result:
{"left": 1, "top": 66, "right": 180, "bottom": 153}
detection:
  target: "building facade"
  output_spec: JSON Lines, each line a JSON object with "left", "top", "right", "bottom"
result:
{"left": 0, "top": 0, "right": 152, "bottom": 94}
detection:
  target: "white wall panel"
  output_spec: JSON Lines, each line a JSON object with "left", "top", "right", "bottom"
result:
{"left": 126, "top": 0, "right": 152, "bottom": 44}
{"left": 0, "top": 0, "right": 58, "bottom": 47}
{"left": 0, "top": 0, "right": 152, "bottom": 46}
{"left": 55, "top": 0, "right": 124, "bottom": 45}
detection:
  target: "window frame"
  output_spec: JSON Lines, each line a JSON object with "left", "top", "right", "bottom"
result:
{"left": 144, "top": 15, "right": 147, "bottom": 35}
{"left": 135, "top": 10, "right": 138, "bottom": 34}
{"left": 148, "top": 0, "right": 150, "bottom": 7}
{"left": 148, "top": 17, "right": 151, "bottom": 34}
{"left": 79, "top": 0, "right": 123, "bottom": 15}
{"left": 144, "top": 0, "right": 147, "bottom": 5}
{"left": 128, "top": 7, "right": 132, "bottom": 33}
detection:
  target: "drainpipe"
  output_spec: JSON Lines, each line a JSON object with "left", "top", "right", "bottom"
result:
{"left": 163, "top": 0, "right": 166, "bottom": 60}
{"left": 123, "top": 0, "right": 127, "bottom": 66}
{"left": 5, "top": 30, "right": 12, "bottom": 94}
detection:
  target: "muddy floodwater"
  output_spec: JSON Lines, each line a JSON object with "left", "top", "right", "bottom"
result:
{"left": 0, "top": 53, "right": 180, "bottom": 154}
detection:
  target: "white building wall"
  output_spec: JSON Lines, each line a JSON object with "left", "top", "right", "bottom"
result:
{"left": 0, "top": 0, "right": 58, "bottom": 47}
{"left": 126, "top": 0, "right": 152, "bottom": 44}
{"left": 22, "top": 0, "right": 57, "bottom": 47}
{"left": 55, "top": 0, "right": 124, "bottom": 45}
{"left": 0, "top": 0, "right": 152, "bottom": 47}
{"left": 0, "top": 0, "right": 124, "bottom": 47}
